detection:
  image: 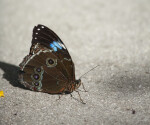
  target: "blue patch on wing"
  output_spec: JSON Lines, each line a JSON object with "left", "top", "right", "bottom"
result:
{"left": 50, "top": 43, "right": 55, "bottom": 48}
{"left": 53, "top": 46, "right": 57, "bottom": 51}
{"left": 49, "top": 41, "right": 62, "bottom": 52}
{"left": 53, "top": 41, "right": 62, "bottom": 49}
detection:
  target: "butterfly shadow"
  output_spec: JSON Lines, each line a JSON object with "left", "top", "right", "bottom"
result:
{"left": 0, "top": 61, "right": 28, "bottom": 90}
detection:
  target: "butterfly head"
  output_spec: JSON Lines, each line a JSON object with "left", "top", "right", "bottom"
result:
{"left": 74, "top": 79, "right": 81, "bottom": 90}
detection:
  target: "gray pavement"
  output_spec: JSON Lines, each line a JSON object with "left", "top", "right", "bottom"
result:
{"left": 0, "top": 0, "right": 150, "bottom": 125}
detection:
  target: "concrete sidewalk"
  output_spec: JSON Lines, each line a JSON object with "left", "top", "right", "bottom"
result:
{"left": 0, "top": 0, "right": 150, "bottom": 125}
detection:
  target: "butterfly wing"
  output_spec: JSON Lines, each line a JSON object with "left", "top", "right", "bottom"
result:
{"left": 32, "top": 24, "right": 69, "bottom": 54}
{"left": 19, "top": 24, "right": 75, "bottom": 94}
{"left": 19, "top": 45, "right": 69, "bottom": 93}
{"left": 31, "top": 24, "right": 75, "bottom": 81}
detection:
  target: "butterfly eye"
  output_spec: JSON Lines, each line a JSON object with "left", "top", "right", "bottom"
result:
{"left": 46, "top": 58, "right": 57, "bottom": 67}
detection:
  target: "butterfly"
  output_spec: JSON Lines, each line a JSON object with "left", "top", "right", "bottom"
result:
{"left": 18, "top": 24, "right": 86, "bottom": 103}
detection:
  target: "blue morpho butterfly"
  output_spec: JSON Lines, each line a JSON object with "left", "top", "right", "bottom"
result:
{"left": 18, "top": 24, "right": 90, "bottom": 103}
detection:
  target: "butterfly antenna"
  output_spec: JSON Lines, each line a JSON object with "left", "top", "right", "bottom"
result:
{"left": 79, "top": 65, "right": 100, "bottom": 79}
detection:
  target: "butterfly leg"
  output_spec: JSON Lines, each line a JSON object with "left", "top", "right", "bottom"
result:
{"left": 81, "top": 82, "right": 88, "bottom": 92}
{"left": 70, "top": 93, "right": 85, "bottom": 104}
{"left": 56, "top": 94, "right": 64, "bottom": 101}
{"left": 75, "top": 90, "right": 86, "bottom": 104}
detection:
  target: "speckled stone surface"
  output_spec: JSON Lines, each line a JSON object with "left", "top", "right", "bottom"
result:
{"left": 0, "top": 0, "right": 150, "bottom": 125}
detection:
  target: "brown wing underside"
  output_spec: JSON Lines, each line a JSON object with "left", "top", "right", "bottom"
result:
{"left": 30, "top": 24, "right": 75, "bottom": 81}
{"left": 19, "top": 45, "right": 75, "bottom": 94}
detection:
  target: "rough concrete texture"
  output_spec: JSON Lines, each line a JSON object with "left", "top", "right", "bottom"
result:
{"left": 0, "top": 0, "right": 150, "bottom": 125}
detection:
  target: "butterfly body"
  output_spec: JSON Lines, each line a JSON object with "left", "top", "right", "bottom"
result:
{"left": 19, "top": 24, "right": 81, "bottom": 94}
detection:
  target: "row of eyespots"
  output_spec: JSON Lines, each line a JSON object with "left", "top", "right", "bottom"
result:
{"left": 31, "top": 58, "right": 57, "bottom": 89}
{"left": 31, "top": 66, "right": 44, "bottom": 90}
